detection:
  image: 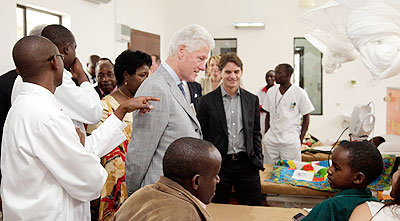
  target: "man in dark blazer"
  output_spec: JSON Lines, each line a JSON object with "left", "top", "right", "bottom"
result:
{"left": 187, "top": 81, "right": 202, "bottom": 110}
{"left": 197, "top": 53, "right": 263, "bottom": 206}
{"left": 0, "top": 70, "right": 18, "bottom": 149}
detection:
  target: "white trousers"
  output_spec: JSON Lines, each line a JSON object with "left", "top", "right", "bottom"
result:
{"left": 260, "top": 112, "right": 266, "bottom": 139}
{"left": 263, "top": 138, "right": 301, "bottom": 164}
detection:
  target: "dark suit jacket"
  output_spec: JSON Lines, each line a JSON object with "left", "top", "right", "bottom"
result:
{"left": 94, "top": 85, "right": 104, "bottom": 99}
{"left": 187, "top": 81, "right": 202, "bottom": 110}
{"left": 0, "top": 70, "right": 18, "bottom": 147}
{"left": 197, "top": 86, "right": 263, "bottom": 170}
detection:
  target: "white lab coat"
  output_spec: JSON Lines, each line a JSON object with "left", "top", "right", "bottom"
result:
{"left": 1, "top": 83, "right": 126, "bottom": 220}
{"left": 262, "top": 85, "right": 314, "bottom": 163}
{"left": 263, "top": 85, "right": 314, "bottom": 145}
{"left": 256, "top": 85, "right": 269, "bottom": 136}
{"left": 12, "top": 69, "right": 102, "bottom": 133}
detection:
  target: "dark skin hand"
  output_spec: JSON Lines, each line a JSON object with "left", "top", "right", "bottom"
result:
{"left": 300, "top": 114, "right": 310, "bottom": 144}
{"left": 265, "top": 111, "right": 270, "bottom": 133}
{"left": 70, "top": 57, "right": 89, "bottom": 85}
{"left": 114, "top": 96, "right": 160, "bottom": 120}
{"left": 75, "top": 127, "right": 85, "bottom": 146}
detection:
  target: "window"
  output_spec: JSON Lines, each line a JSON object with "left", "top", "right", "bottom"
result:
{"left": 212, "top": 38, "right": 237, "bottom": 56}
{"left": 16, "top": 5, "right": 62, "bottom": 39}
{"left": 294, "top": 37, "right": 323, "bottom": 115}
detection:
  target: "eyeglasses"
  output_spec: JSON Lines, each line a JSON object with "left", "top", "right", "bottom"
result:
{"left": 48, "top": 54, "right": 65, "bottom": 61}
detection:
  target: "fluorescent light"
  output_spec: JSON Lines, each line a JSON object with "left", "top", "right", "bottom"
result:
{"left": 234, "top": 22, "right": 265, "bottom": 29}
{"left": 299, "top": 0, "right": 316, "bottom": 8}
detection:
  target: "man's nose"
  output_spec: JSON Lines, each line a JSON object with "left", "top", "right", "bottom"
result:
{"left": 199, "top": 62, "right": 206, "bottom": 71}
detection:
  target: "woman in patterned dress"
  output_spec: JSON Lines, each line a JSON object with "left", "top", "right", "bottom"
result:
{"left": 87, "top": 50, "right": 152, "bottom": 220}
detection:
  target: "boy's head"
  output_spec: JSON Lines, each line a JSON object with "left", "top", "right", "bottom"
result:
{"left": 327, "top": 141, "right": 383, "bottom": 189}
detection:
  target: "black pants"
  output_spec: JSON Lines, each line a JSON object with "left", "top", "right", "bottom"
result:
{"left": 212, "top": 152, "right": 262, "bottom": 206}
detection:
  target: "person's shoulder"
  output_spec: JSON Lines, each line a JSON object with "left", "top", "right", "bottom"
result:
{"left": 292, "top": 85, "right": 308, "bottom": 94}
{"left": 200, "top": 87, "right": 219, "bottom": 100}
{"left": 0, "top": 69, "right": 18, "bottom": 81}
{"left": 189, "top": 81, "right": 201, "bottom": 87}
{"left": 241, "top": 88, "right": 257, "bottom": 98}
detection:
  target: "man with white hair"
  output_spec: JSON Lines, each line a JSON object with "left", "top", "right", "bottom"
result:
{"left": 126, "top": 24, "right": 215, "bottom": 195}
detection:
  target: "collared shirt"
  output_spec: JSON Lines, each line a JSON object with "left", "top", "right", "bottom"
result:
{"left": 221, "top": 86, "right": 246, "bottom": 154}
{"left": 303, "top": 188, "right": 378, "bottom": 221}
{"left": 1, "top": 82, "right": 127, "bottom": 220}
{"left": 162, "top": 63, "right": 181, "bottom": 86}
{"left": 181, "top": 80, "right": 191, "bottom": 104}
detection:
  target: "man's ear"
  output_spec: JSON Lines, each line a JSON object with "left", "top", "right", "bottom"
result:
{"left": 353, "top": 172, "right": 366, "bottom": 185}
{"left": 177, "top": 44, "right": 186, "bottom": 60}
{"left": 63, "top": 42, "right": 71, "bottom": 55}
{"left": 49, "top": 56, "right": 58, "bottom": 69}
{"left": 191, "top": 174, "right": 201, "bottom": 191}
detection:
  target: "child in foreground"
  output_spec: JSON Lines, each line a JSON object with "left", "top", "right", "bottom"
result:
{"left": 303, "top": 141, "right": 384, "bottom": 221}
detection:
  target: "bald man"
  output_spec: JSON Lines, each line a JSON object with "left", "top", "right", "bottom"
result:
{"left": 12, "top": 25, "right": 102, "bottom": 135}
{"left": 115, "top": 137, "right": 221, "bottom": 221}
{"left": 87, "top": 54, "right": 100, "bottom": 84}
{"left": 1, "top": 36, "right": 158, "bottom": 220}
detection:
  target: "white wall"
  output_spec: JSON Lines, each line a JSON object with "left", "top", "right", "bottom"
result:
{"left": 0, "top": 0, "right": 17, "bottom": 73}
{"left": 1, "top": 0, "right": 399, "bottom": 140}
{"left": 0, "top": 0, "right": 164, "bottom": 74}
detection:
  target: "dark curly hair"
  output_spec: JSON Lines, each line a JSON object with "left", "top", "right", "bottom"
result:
{"left": 339, "top": 141, "right": 383, "bottom": 185}
{"left": 114, "top": 50, "right": 152, "bottom": 85}
{"left": 218, "top": 53, "right": 243, "bottom": 71}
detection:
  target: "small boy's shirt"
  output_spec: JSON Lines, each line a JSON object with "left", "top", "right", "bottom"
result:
{"left": 303, "top": 188, "right": 378, "bottom": 221}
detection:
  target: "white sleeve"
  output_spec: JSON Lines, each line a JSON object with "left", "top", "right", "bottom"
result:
{"left": 84, "top": 113, "right": 127, "bottom": 157}
{"left": 54, "top": 71, "right": 102, "bottom": 124}
{"left": 299, "top": 89, "right": 315, "bottom": 115}
{"left": 35, "top": 115, "right": 107, "bottom": 202}
{"left": 262, "top": 88, "right": 273, "bottom": 112}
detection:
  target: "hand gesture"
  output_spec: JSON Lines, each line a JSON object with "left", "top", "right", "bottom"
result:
{"left": 126, "top": 96, "right": 160, "bottom": 114}
{"left": 75, "top": 127, "right": 85, "bottom": 146}
{"left": 114, "top": 96, "right": 160, "bottom": 120}
{"left": 70, "top": 57, "right": 89, "bottom": 84}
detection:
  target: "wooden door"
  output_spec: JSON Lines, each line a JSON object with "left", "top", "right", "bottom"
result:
{"left": 129, "top": 29, "right": 160, "bottom": 57}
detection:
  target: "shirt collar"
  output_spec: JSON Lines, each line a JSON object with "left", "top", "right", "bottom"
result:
{"left": 162, "top": 63, "right": 181, "bottom": 85}
{"left": 261, "top": 84, "right": 274, "bottom": 93}
{"left": 336, "top": 188, "right": 372, "bottom": 197}
{"left": 20, "top": 82, "right": 57, "bottom": 105}
{"left": 221, "top": 85, "right": 240, "bottom": 97}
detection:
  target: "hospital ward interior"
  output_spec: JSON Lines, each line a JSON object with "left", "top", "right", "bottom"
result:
{"left": 2, "top": 0, "right": 400, "bottom": 220}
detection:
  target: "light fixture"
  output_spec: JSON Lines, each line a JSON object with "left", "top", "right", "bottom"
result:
{"left": 299, "top": 0, "right": 316, "bottom": 8}
{"left": 234, "top": 22, "right": 265, "bottom": 29}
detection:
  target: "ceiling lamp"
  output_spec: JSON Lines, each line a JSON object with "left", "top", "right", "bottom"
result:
{"left": 299, "top": 0, "right": 316, "bottom": 8}
{"left": 234, "top": 22, "right": 265, "bottom": 29}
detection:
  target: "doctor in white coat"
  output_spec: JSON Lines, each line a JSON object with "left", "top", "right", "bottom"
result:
{"left": 262, "top": 63, "right": 314, "bottom": 164}
{"left": 1, "top": 36, "right": 158, "bottom": 221}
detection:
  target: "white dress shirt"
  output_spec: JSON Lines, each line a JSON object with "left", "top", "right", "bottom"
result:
{"left": 12, "top": 69, "right": 102, "bottom": 133}
{"left": 1, "top": 83, "right": 126, "bottom": 220}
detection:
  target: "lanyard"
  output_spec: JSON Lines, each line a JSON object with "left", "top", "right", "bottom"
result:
{"left": 274, "top": 89, "right": 285, "bottom": 113}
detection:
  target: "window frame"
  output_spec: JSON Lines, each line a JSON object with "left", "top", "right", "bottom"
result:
{"left": 17, "top": 4, "right": 62, "bottom": 37}
{"left": 293, "top": 37, "right": 323, "bottom": 115}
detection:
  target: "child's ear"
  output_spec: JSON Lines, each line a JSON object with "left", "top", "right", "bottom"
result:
{"left": 353, "top": 172, "right": 366, "bottom": 185}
